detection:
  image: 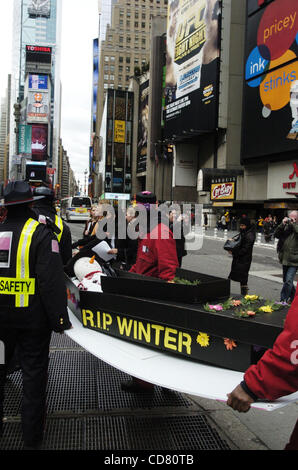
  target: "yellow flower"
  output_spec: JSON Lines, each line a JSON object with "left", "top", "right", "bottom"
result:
{"left": 245, "top": 295, "right": 259, "bottom": 301}
{"left": 259, "top": 305, "right": 273, "bottom": 313}
{"left": 196, "top": 332, "right": 210, "bottom": 347}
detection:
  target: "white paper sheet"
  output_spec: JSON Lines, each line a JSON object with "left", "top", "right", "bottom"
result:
{"left": 91, "top": 240, "right": 116, "bottom": 262}
{"left": 65, "top": 309, "right": 298, "bottom": 411}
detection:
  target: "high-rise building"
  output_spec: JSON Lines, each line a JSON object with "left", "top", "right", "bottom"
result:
{"left": 92, "top": 0, "right": 167, "bottom": 198}
{"left": 10, "top": 0, "right": 62, "bottom": 180}
{"left": 0, "top": 76, "right": 11, "bottom": 182}
{"left": 96, "top": 0, "right": 167, "bottom": 130}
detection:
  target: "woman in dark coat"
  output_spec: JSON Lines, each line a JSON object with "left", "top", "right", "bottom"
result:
{"left": 228, "top": 217, "right": 256, "bottom": 295}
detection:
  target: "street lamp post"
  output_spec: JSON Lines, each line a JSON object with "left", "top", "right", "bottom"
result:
{"left": 84, "top": 169, "right": 87, "bottom": 196}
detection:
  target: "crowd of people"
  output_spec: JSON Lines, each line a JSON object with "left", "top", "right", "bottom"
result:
{"left": 0, "top": 181, "right": 297, "bottom": 449}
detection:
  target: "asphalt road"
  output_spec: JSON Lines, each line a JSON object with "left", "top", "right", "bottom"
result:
{"left": 67, "top": 222, "right": 298, "bottom": 450}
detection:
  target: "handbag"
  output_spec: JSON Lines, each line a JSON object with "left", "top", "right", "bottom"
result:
{"left": 223, "top": 233, "right": 241, "bottom": 252}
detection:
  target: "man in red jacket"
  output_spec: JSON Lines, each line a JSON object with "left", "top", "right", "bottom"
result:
{"left": 227, "top": 295, "right": 298, "bottom": 450}
{"left": 129, "top": 192, "right": 178, "bottom": 281}
{"left": 122, "top": 191, "right": 179, "bottom": 392}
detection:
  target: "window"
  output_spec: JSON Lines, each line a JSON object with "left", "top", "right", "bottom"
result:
{"left": 119, "top": 36, "right": 123, "bottom": 42}
{"left": 119, "top": 57, "right": 123, "bottom": 63}
{"left": 126, "top": 66, "right": 130, "bottom": 72}
{"left": 134, "top": 58, "right": 139, "bottom": 64}
{"left": 135, "top": 22, "right": 138, "bottom": 28}
{"left": 104, "top": 83, "right": 108, "bottom": 89}
{"left": 142, "top": 22, "right": 145, "bottom": 28}
{"left": 110, "top": 56, "right": 115, "bottom": 62}
{"left": 104, "top": 65, "right": 109, "bottom": 71}
{"left": 119, "top": 65, "right": 123, "bottom": 72}
{"left": 104, "top": 56, "right": 109, "bottom": 62}
{"left": 104, "top": 74, "right": 109, "bottom": 80}
{"left": 110, "top": 75, "right": 114, "bottom": 81}
{"left": 110, "top": 65, "right": 115, "bottom": 72}
{"left": 126, "top": 57, "right": 131, "bottom": 63}
{"left": 126, "top": 75, "right": 130, "bottom": 81}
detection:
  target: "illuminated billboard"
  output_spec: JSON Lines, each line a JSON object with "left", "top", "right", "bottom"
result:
{"left": 242, "top": 0, "right": 298, "bottom": 162}
{"left": 137, "top": 78, "right": 149, "bottom": 174}
{"left": 28, "top": 0, "right": 51, "bottom": 18}
{"left": 27, "top": 91, "right": 49, "bottom": 123}
{"left": 29, "top": 74, "right": 48, "bottom": 90}
{"left": 31, "top": 124, "right": 48, "bottom": 160}
{"left": 164, "top": 0, "right": 221, "bottom": 139}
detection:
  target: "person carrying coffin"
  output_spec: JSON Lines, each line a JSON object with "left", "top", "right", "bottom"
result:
{"left": 0, "top": 181, "right": 72, "bottom": 449}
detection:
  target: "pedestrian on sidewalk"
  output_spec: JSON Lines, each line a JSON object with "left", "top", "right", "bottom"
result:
{"left": 226, "top": 292, "right": 298, "bottom": 450}
{"left": 0, "top": 181, "right": 72, "bottom": 450}
{"left": 274, "top": 211, "right": 298, "bottom": 303}
{"left": 228, "top": 216, "right": 256, "bottom": 296}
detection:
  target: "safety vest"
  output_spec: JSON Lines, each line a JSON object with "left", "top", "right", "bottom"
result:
{"left": 0, "top": 218, "right": 39, "bottom": 308}
{"left": 55, "top": 215, "right": 63, "bottom": 243}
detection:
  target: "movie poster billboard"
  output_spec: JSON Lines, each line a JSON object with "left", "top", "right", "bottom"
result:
{"left": 164, "top": 0, "right": 221, "bottom": 139}
{"left": 27, "top": 91, "right": 49, "bottom": 123}
{"left": 242, "top": 0, "right": 298, "bottom": 162}
{"left": 137, "top": 78, "right": 149, "bottom": 174}
{"left": 31, "top": 124, "right": 48, "bottom": 160}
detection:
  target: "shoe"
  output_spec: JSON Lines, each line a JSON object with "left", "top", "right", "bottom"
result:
{"left": 121, "top": 379, "right": 154, "bottom": 393}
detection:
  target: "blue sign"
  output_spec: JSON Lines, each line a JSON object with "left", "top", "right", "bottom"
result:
{"left": 29, "top": 74, "right": 48, "bottom": 90}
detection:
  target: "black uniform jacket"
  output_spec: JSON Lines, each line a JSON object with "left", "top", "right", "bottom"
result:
{"left": 33, "top": 202, "right": 72, "bottom": 265}
{"left": 0, "top": 208, "right": 71, "bottom": 332}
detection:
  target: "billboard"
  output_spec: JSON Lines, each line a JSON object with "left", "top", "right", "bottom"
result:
{"left": 242, "top": 0, "right": 298, "bottom": 162}
{"left": 164, "top": 0, "right": 221, "bottom": 139}
{"left": 29, "top": 74, "right": 48, "bottom": 90}
{"left": 93, "top": 39, "right": 99, "bottom": 133}
{"left": 31, "top": 124, "right": 48, "bottom": 160}
{"left": 28, "top": 0, "right": 51, "bottom": 18}
{"left": 210, "top": 182, "right": 235, "bottom": 201}
{"left": 137, "top": 78, "right": 149, "bottom": 174}
{"left": 19, "top": 125, "right": 32, "bottom": 156}
{"left": 27, "top": 91, "right": 49, "bottom": 123}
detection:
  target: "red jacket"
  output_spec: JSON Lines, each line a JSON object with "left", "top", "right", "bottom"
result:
{"left": 244, "top": 296, "right": 298, "bottom": 401}
{"left": 130, "top": 222, "right": 178, "bottom": 281}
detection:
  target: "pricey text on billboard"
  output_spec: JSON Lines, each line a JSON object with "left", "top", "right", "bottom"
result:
{"left": 242, "top": 0, "right": 298, "bottom": 162}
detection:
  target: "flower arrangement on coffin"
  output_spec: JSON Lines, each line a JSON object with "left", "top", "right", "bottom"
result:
{"left": 224, "top": 338, "right": 237, "bottom": 350}
{"left": 242, "top": 294, "right": 261, "bottom": 305}
{"left": 258, "top": 300, "right": 284, "bottom": 314}
{"left": 196, "top": 332, "right": 210, "bottom": 347}
{"left": 203, "top": 303, "right": 224, "bottom": 312}
{"left": 233, "top": 308, "right": 257, "bottom": 318}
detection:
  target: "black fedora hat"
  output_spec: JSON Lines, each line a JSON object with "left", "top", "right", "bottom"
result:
{"left": 0, "top": 181, "right": 45, "bottom": 207}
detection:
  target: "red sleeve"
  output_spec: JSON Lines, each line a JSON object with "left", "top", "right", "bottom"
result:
{"left": 244, "top": 297, "right": 298, "bottom": 401}
{"left": 155, "top": 224, "right": 179, "bottom": 281}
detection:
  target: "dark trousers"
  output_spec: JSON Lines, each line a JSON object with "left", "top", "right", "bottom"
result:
{"left": 0, "top": 327, "right": 51, "bottom": 445}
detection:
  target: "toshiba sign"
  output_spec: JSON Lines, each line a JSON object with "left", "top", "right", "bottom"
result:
{"left": 26, "top": 45, "right": 51, "bottom": 53}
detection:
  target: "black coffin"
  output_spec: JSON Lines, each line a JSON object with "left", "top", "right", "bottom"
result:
{"left": 65, "top": 275, "right": 287, "bottom": 373}
{"left": 101, "top": 268, "right": 230, "bottom": 303}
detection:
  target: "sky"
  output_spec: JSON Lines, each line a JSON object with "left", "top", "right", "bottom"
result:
{"left": 0, "top": 0, "right": 99, "bottom": 184}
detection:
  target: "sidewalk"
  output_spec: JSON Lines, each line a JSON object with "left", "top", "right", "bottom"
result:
{"left": 198, "top": 227, "right": 276, "bottom": 250}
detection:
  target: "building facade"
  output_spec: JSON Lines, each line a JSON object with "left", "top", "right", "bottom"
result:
{"left": 9, "top": 0, "right": 62, "bottom": 181}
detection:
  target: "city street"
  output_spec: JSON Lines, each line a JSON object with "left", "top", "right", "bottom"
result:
{"left": 68, "top": 222, "right": 298, "bottom": 451}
